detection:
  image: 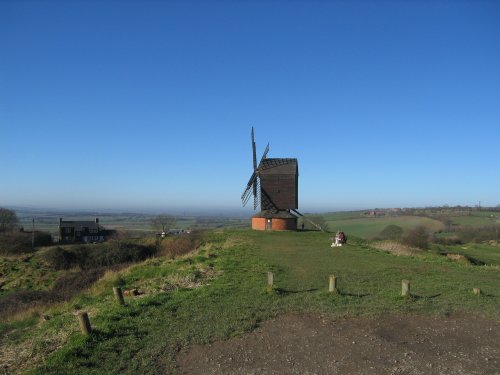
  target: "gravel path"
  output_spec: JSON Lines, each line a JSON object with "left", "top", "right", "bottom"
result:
{"left": 176, "top": 313, "right": 499, "bottom": 374}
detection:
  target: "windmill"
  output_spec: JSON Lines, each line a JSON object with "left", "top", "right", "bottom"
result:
{"left": 241, "top": 127, "right": 300, "bottom": 231}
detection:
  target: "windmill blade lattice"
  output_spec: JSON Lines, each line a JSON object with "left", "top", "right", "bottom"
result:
{"left": 241, "top": 127, "right": 269, "bottom": 210}
{"left": 259, "top": 143, "right": 269, "bottom": 166}
{"left": 241, "top": 173, "right": 256, "bottom": 206}
{"left": 254, "top": 176, "right": 261, "bottom": 209}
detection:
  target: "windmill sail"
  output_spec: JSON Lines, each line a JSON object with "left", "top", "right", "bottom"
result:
{"left": 241, "top": 128, "right": 269, "bottom": 210}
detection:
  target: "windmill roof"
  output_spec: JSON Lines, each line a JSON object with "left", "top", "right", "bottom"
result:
{"left": 259, "top": 158, "right": 298, "bottom": 173}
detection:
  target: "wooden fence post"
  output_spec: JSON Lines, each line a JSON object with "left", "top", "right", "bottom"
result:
{"left": 267, "top": 271, "right": 274, "bottom": 292}
{"left": 401, "top": 279, "right": 410, "bottom": 297}
{"left": 329, "top": 275, "right": 338, "bottom": 293}
{"left": 78, "top": 311, "right": 92, "bottom": 335}
{"left": 113, "top": 287, "right": 125, "bottom": 305}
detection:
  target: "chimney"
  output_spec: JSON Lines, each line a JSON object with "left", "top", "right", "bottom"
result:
{"left": 95, "top": 218, "right": 99, "bottom": 224}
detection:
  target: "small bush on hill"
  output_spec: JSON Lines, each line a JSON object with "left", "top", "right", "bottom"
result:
{"left": 41, "top": 242, "right": 156, "bottom": 270}
{"left": 402, "top": 226, "right": 429, "bottom": 249}
{"left": 159, "top": 231, "right": 205, "bottom": 258}
{"left": 42, "top": 247, "right": 78, "bottom": 269}
{"left": 88, "top": 242, "right": 155, "bottom": 268}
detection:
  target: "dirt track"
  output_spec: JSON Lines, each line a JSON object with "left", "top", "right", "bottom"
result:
{"left": 176, "top": 313, "right": 499, "bottom": 374}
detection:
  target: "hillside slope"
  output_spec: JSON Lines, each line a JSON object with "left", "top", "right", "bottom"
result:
{"left": 1, "top": 230, "right": 498, "bottom": 374}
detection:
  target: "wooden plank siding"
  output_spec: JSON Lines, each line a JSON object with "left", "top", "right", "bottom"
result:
{"left": 259, "top": 158, "right": 298, "bottom": 210}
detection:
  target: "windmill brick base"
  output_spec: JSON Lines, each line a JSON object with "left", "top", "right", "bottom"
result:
{"left": 251, "top": 210, "right": 298, "bottom": 231}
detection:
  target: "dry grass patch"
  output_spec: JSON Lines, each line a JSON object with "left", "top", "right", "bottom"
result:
{"left": 371, "top": 241, "right": 423, "bottom": 256}
{"left": 0, "top": 310, "right": 74, "bottom": 374}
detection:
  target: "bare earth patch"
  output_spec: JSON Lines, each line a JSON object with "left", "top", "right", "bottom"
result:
{"left": 176, "top": 313, "right": 499, "bottom": 375}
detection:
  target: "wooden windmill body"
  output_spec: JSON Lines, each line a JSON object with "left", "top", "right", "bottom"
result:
{"left": 241, "top": 128, "right": 300, "bottom": 231}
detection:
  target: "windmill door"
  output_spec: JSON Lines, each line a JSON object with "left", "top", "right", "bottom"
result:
{"left": 265, "top": 219, "right": 272, "bottom": 231}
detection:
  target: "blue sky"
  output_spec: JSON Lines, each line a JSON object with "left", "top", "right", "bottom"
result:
{"left": 1, "top": 0, "right": 499, "bottom": 214}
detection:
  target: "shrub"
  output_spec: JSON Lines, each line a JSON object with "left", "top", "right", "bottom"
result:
{"left": 0, "top": 232, "right": 33, "bottom": 255}
{"left": 41, "top": 242, "right": 156, "bottom": 270}
{"left": 159, "top": 232, "right": 205, "bottom": 258}
{"left": 433, "top": 236, "right": 463, "bottom": 245}
{"left": 87, "top": 242, "right": 155, "bottom": 268}
{"left": 402, "top": 226, "right": 429, "bottom": 249}
{"left": 41, "top": 247, "right": 79, "bottom": 270}
{"left": 0, "top": 231, "right": 54, "bottom": 255}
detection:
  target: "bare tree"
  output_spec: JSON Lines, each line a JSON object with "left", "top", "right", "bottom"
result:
{"left": 0, "top": 208, "right": 18, "bottom": 232}
{"left": 151, "top": 214, "right": 176, "bottom": 234}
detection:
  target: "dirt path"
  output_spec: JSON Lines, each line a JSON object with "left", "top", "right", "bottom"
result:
{"left": 176, "top": 313, "right": 499, "bottom": 374}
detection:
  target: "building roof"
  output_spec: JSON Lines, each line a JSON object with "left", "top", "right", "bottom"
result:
{"left": 259, "top": 158, "right": 298, "bottom": 174}
{"left": 59, "top": 221, "right": 101, "bottom": 231}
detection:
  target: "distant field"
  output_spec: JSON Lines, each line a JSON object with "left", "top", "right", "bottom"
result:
{"left": 448, "top": 214, "right": 499, "bottom": 227}
{"left": 323, "top": 215, "right": 444, "bottom": 239}
{"left": 13, "top": 209, "right": 498, "bottom": 242}
{"left": 15, "top": 211, "right": 248, "bottom": 236}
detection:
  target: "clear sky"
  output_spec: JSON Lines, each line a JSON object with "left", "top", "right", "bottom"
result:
{"left": 1, "top": 0, "right": 499, "bottom": 214}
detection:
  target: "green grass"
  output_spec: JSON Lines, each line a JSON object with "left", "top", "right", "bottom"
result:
{"left": 1, "top": 230, "right": 498, "bottom": 374}
{"left": 449, "top": 214, "right": 499, "bottom": 227}
{"left": 250, "top": 231, "right": 498, "bottom": 314}
{"left": 0, "top": 254, "right": 60, "bottom": 297}
{"left": 323, "top": 215, "right": 444, "bottom": 238}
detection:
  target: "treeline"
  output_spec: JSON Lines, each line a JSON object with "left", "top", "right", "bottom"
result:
{"left": 376, "top": 223, "right": 500, "bottom": 249}
{"left": 0, "top": 208, "right": 53, "bottom": 255}
{"left": 0, "top": 231, "right": 52, "bottom": 255}
{"left": 440, "top": 225, "right": 500, "bottom": 244}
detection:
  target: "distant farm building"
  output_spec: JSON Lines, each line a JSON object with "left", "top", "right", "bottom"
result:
{"left": 58, "top": 217, "right": 110, "bottom": 243}
{"left": 365, "top": 210, "right": 386, "bottom": 217}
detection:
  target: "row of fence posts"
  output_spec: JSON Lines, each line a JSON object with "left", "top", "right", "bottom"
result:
{"left": 266, "top": 271, "right": 482, "bottom": 297}
{"left": 76, "top": 287, "right": 125, "bottom": 335}
{"left": 76, "top": 276, "right": 484, "bottom": 335}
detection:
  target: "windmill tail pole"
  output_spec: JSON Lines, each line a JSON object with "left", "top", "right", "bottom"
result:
{"left": 291, "top": 209, "right": 326, "bottom": 232}
{"left": 305, "top": 217, "right": 326, "bottom": 232}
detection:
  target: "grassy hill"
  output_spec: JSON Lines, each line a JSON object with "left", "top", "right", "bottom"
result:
{"left": 319, "top": 209, "right": 500, "bottom": 239}
{"left": 1, "top": 229, "right": 499, "bottom": 374}
{"left": 323, "top": 214, "right": 444, "bottom": 238}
